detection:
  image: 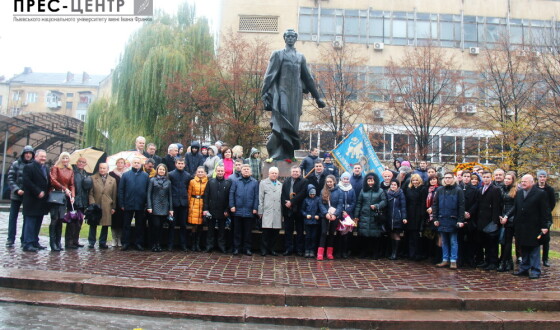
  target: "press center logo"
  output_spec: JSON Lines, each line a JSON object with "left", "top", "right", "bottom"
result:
{"left": 13, "top": 0, "right": 153, "bottom": 16}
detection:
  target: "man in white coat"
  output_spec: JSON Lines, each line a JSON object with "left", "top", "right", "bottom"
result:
{"left": 258, "top": 167, "right": 283, "bottom": 256}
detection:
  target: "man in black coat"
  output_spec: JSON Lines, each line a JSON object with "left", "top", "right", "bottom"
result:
{"left": 21, "top": 149, "right": 50, "bottom": 252}
{"left": 460, "top": 171, "right": 481, "bottom": 267}
{"left": 536, "top": 170, "right": 556, "bottom": 267}
{"left": 6, "top": 145, "right": 34, "bottom": 247}
{"left": 203, "top": 164, "right": 232, "bottom": 253}
{"left": 162, "top": 143, "right": 178, "bottom": 172}
{"left": 281, "top": 165, "right": 308, "bottom": 256}
{"left": 144, "top": 143, "right": 162, "bottom": 167}
{"left": 513, "top": 174, "right": 552, "bottom": 279}
{"left": 299, "top": 147, "right": 319, "bottom": 177}
{"left": 185, "top": 141, "right": 205, "bottom": 176}
{"left": 168, "top": 157, "right": 191, "bottom": 251}
{"left": 472, "top": 171, "right": 502, "bottom": 271}
{"left": 306, "top": 160, "right": 327, "bottom": 193}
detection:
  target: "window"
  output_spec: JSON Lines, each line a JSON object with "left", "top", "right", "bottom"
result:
{"left": 12, "top": 91, "right": 21, "bottom": 101}
{"left": 26, "top": 92, "right": 37, "bottom": 104}
{"left": 66, "top": 92, "right": 74, "bottom": 97}
{"left": 46, "top": 92, "right": 62, "bottom": 109}
{"left": 77, "top": 92, "right": 94, "bottom": 110}
{"left": 66, "top": 102, "right": 73, "bottom": 110}
{"left": 239, "top": 16, "right": 278, "bottom": 33}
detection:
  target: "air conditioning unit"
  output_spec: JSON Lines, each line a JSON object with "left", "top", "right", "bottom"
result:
{"left": 464, "top": 104, "right": 477, "bottom": 113}
{"left": 373, "top": 109, "right": 384, "bottom": 119}
{"left": 469, "top": 47, "right": 480, "bottom": 55}
{"left": 332, "top": 40, "right": 344, "bottom": 49}
{"left": 374, "top": 42, "right": 384, "bottom": 50}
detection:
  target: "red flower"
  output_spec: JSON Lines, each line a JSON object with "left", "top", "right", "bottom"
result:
{"left": 284, "top": 158, "right": 293, "bottom": 163}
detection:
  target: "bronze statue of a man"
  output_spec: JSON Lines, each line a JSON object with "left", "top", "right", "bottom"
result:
{"left": 262, "top": 29, "right": 326, "bottom": 160}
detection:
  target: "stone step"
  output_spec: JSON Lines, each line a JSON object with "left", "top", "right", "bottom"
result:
{"left": 1, "top": 287, "right": 559, "bottom": 329}
{"left": 0, "top": 268, "right": 559, "bottom": 312}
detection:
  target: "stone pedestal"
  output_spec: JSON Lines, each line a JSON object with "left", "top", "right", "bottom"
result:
{"left": 262, "top": 159, "right": 301, "bottom": 180}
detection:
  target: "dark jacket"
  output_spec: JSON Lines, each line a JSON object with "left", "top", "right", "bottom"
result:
{"left": 300, "top": 154, "right": 318, "bottom": 176}
{"left": 162, "top": 154, "right": 177, "bottom": 172}
{"left": 229, "top": 176, "right": 259, "bottom": 218}
{"left": 73, "top": 167, "right": 93, "bottom": 209}
{"left": 350, "top": 173, "right": 364, "bottom": 199}
{"left": 22, "top": 160, "right": 51, "bottom": 217}
{"left": 324, "top": 162, "right": 339, "bottom": 178}
{"left": 281, "top": 176, "right": 309, "bottom": 216}
{"left": 404, "top": 185, "right": 428, "bottom": 231}
{"left": 501, "top": 185, "right": 517, "bottom": 228}
{"left": 432, "top": 183, "right": 465, "bottom": 232}
{"left": 143, "top": 151, "right": 162, "bottom": 167}
{"left": 338, "top": 184, "right": 356, "bottom": 218}
{"left": 537, "top": 184, "right": 556, "bottom": 214}
{"left": 514, "top": 187, "right": 552, "bottom": 246}
{"left": 302, "top": 185, "right": 321, "bottom": 225}
{"left": 168, "top": 168, "right": 191, "bottom": 208}
{"left": 460, "top": 182, "right": 479, "bottom": 230}
{"left": 118, "top": 168, "right": 149, "bottom": 210}
{"left": 355, "top": 174, "right": 387, "bottom": 237}
{"left": 147, "top": 176, "right": 173, "bottom": 216}
{"left": 307, "top": 172, "right": 326, "bottom": 193}
{"left": 203, "top": 176, "right": 232, "bottom": 220}
{"left": 414, "top": 168, "right": 429, "bottom": 183}
{"left": 472, "top": 184, "right": 502, "bottom": 231}
{"left": 7, "top": 145, "right": 35, "bottom": 201}
{"left": 319, "top": 186, "right": 344, "bottom": 218}
{"left": 386, "top": 188, "right": 407, "bottom": 231}
{"left": 185, "top": 141, "right": 205, "bottom": 176}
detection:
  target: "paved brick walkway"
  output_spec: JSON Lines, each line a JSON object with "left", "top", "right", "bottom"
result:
{"left": 1, "top": 211, "right": 558, "bottom": 292}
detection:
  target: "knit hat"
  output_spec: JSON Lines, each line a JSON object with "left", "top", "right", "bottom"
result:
{"left": 324, "top": 153, "right": 332, "bottom": 159}
{"left": 309, "top": 188, "right": 316, "bottom": 196}
{"left": 215, "top": 141, "right": 223, "bottom": 147}
{"left": 340, "top": 172, "right": 351, "bottom": 180}
{"left": 536, "top": 170, "right": 548, "bottom": 177}
{"left": 401, "top": 160, "right": 411, "bottom": 168}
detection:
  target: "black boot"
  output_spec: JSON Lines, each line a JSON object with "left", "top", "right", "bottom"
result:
{"left": 505, "top": 259, "right": 514, "bottom": 271}
{"left": 497, "top": 260, "right": 506, "bottom": 272}
{"left": 389, "top": 240, "right": 399, "bottom": 260}
{"left": 56, "top": 224, "right": 63, "bottom": 251}
{"left": 49, "top": 226, "right": 59, "bottom": 251}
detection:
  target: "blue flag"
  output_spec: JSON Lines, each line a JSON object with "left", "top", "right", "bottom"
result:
{"left": 332, "top": 124, "right": 385, "bottom": 178}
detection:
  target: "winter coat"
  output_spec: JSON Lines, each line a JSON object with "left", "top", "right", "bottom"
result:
{"left": 88, "top": 174, "right": 117, "bottom": 226}
{"left": 244, "top": 147, "right": 262, "bottom": 180}
{"left": 514, "top": 187, "right": 552, "bottom": 246}
{"left": 432, "top": 184, "right": 465, "bottom": 233}
{"left": 461, "top": 182, "right": 479, "bottom": 231}
{"left": 302, "top": 185, "right": 321, "bottom": 225}
{"left": 319, "top": 186, "right": 344, "bottom": 219}
{"left": 229, "top": 176, "right": 259, "bottom": 218}
{"left": 73, "top": 168, "right": 92, "bottom": 209}
{"left": 143, "top": 151, "right": 162, "bottom": 167}
{"left": 324, "top": 163, "right": 339, "bottom": 178}
{"left": 350, "top": 173, "right": 364, "bottom": 199}
{"left": 537, "top": 184, "right": 556, "bottom": 213}
{"left": 118, "top": 168, "right": 149, "bottom": 211}
{"left": 338, "top": 183, "right": 356, "bottom": 218}
{"left": 414, "top": 168, "right": 429, "bottom": 183}
{"left": 500, "top": 185, "right": 516, "bottom": 228}
{"left": 187, "top": 175, "right": 208, "bottom": 224}
{"left": 203, "top": 176, "right": 232, "bottom": 220}
{"left": 162, "top": 154, "right": 176, "bottom": 172}
{"left": 281, "top": 176, "right": 308, "bottom": 216}
{"left": 50, "top": 166, "right": 75, "bottom": 197}
{"left": 168, "top": 169, "right": 191, "bottom": 208}
{"left": 404, "top": 185, "right": 427, "bottom": 231}
{"left": 204, "top": 155, "right": 220, "bottom": 178}
{"left": 258, "top": 178, "right": 283, "bottom": 229}
{"left": 185, "top": 141, "right": 204, "bottom": 176}
{"left": 300, "top": 154, "right": 318, "bottom": 176}
{"left": 472, "top": 184, "right": 502, "bottom": 232}
{"left": 7, "top": 146, "right": 34, "bottom": 201}
{"left": 307, "top": 172, "right": 326, "bottom": 192}
{"left": 147, "top": 176, "right": 173, "bottom": 216}
{"left": 355, "top": 176, "right": 387, "bottom": 237}
{"left": 22, "top": 161, "right": 51, "bottom": 217}
{"left": 386, "top": 188, "right": 407, "bottom": 231}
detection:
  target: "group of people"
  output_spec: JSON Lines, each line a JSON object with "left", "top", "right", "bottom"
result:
{"left": 5, "top": 140, "right": 555, "bottom": 279}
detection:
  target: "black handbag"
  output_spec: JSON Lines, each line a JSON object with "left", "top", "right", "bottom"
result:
{"left": 483, "top": 221, "right": 499, "bottom": 236}
{"left": 48, "top": 190, "right": 66, "bottom": 205}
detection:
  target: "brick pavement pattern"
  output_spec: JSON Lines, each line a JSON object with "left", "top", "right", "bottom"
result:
{"left": 1, "top": 212, "right": 558, "bottom": 292}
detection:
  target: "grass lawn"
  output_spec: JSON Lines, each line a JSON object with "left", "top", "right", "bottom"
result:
{"left": 39, "top": 223, "right": 113, "bottom": 241}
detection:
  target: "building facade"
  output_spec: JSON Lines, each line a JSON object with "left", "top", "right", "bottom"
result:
{"left": 3, "top": 67, "right": 108, "bottom": 122}
{"left": 219, "top": 0, "right": 560, "bottom": 164}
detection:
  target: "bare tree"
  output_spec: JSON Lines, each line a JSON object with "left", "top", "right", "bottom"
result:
{"left": 308, "top": 44, "right": 373, "bottom": 148}
{"left": 385, "top": 42, "right": 463, "bottom": 161}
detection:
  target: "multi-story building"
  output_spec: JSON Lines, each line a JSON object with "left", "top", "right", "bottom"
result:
{"left": 219, "top": 0, "right": 560, "bottom": 163}
{"left": 4, "top": 67, "right": 108, "bottom": 122}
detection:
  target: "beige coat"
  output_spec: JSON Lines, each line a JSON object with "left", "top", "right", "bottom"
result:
{"left": 258, "top": 178, "right": 283, "bottom": 229}
{"left": 88, "top": 174, "right": 117, "bottom": 226}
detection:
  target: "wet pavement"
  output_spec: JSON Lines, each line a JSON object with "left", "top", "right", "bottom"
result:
{"left": 0, "top": 302, "right": 311, "bottom": 329}
{"left": 1, "top": 210, "right": 559, "bottom": 292}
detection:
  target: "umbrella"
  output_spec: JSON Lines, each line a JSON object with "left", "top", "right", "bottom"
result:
{"left": 63, "top": 203, "right": 84, "bottom": 224}
{"left": 70, "top": 147, "right": 107, "bottom": 174}
{"left": 106, "top": 150, "right": 147, "bottom": 172}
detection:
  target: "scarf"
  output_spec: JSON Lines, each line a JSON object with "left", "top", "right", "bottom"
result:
{"left": 337, "top": 181, "right": 353, "bottom": 192}
{"left": 426, "top": 184, "right": 438, "bottom": 208}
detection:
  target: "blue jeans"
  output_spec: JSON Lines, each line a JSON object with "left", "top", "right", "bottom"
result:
{"left": 441, "top": 231, "right": 458, "bottom": 262}
{"left": 7, "top": 199, "right": 23, "bottom": 243}
{"left": 519, "top": 245, "right": 541, "bottom": 276}
{"left": 23, "top": 215, "right": 43, "bottom": 249}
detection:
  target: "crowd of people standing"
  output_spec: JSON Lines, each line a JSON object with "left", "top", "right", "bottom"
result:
{"left": 5, "top": 139, "right": 556, "bottom": 279}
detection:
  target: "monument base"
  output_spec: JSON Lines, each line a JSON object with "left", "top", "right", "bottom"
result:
{"left": 262, "top": 159, "right": 301, "bottom": 180}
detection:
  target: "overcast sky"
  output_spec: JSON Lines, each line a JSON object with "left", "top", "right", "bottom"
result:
{"left": 0, "top": 0, "right": 220, "bottom": 79}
